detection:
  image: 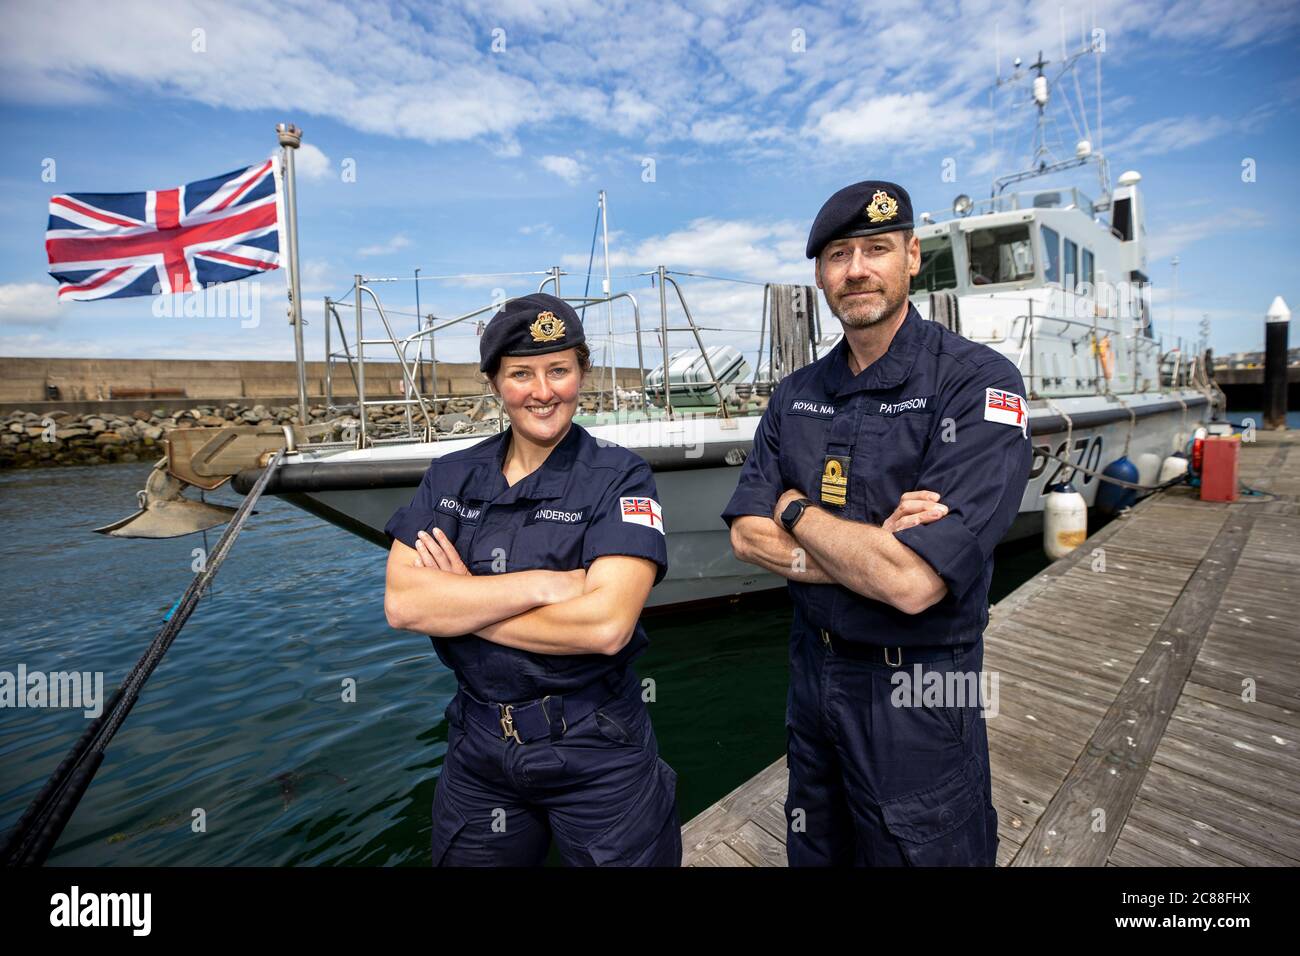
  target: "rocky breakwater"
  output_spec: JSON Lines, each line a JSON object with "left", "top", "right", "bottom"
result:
{"left": 0, "top": 389, "right": 650, "bottom": 470}
{"left": 1, "top": 399, "right": 470, "bottom": 470}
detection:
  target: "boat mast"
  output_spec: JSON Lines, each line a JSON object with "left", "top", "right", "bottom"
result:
{"left": 989, "top": 38, "right": 1110, "bottom": 201}
{"left": 599, "top": 189, "right": 617, "bottom": 412}
{"left": 276, "top": 122, "right": 308, "bottom": 426}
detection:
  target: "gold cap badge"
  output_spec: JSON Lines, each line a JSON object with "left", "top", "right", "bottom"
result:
{"left": 529, "top": 311, "right": 564, "bottom": 343}
{"left": 865, "top": 190, "right": 899, "bottom": 224}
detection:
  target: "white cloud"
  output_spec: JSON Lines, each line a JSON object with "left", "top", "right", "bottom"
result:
{"left": 1109, "top": 114, "right": 1234, "bottom": 158}
{"left": 808, "top": 91, "right": 986, "bottom": 151}
{"left": 293, "top": 142, "right": 332, "bottom": 181}
{"left": 0, "top": 0, "right": 1292, "bottom": 170}
{"left": 357, "top": 234, "right": 412, "bottom": 257}
{"left": 562, "top": 217, "right": 809, "bottom": 284}
{"left": 538, "top": 155, "right": 585, "bottom": 185}
{"left": 1150, "top": 0, "right": 1300, "bottom": 49}
{"left": 1146, "top": 208, "right": 1268, "bottom": 259}
{"left": 0, "top": 281, "right": 64, "bottom": 325}
{"left": 0, "top": 330, "right": 116, "bottom": 356}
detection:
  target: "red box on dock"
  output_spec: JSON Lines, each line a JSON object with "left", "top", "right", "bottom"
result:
{"left": 1199, "top": 435, "right": 1240, "bottom": 502}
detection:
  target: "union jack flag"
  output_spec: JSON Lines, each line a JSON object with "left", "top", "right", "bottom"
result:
{"left": 984, "top": 387, "right": 1028, "bottom": 434}
{"left": 620, "top": 496, "right": 664, "bottom": 534}
{"left": 45, "top": 159, "right": 282, "bottom": 301}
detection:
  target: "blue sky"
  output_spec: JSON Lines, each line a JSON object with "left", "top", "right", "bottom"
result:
{"left": 1, "top": 0, "right": 1297, "bottom": 367}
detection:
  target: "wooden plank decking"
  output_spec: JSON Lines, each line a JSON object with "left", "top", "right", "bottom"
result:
{"left": 681, "top": 429, "right": 1300, "bottom": 867}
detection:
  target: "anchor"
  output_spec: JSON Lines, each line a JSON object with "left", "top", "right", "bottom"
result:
{"left": 94, "top": 421, "right": 330, "bottom": 538}
{"left": 93, "top": 455, "right": 239, "bottom": 538}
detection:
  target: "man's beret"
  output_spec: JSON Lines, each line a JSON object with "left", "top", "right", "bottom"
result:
{"left": 479, "top": 292, "right": 585, "bottom": 373}
{"left": 806, "top": 180, "right": 914, "bottom": 259}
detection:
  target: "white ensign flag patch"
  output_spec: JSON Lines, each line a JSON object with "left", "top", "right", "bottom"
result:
{"left": 984, "top": 387, "right": 1028, "bottom": 435}
{"left": 619, "top": 496, "right": 664, "bottom": 535}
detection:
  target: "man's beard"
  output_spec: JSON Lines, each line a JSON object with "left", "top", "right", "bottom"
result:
{"left": 828, "top": 279, "right": 908, "bottom": 328}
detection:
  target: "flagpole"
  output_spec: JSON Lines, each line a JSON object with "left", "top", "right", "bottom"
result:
{"left": 277, "top": 122, "right": 309, "bottom": 426}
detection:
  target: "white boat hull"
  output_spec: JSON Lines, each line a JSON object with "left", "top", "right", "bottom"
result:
{"left": 259, "top": 388, "right": 1213, "bottom": 610}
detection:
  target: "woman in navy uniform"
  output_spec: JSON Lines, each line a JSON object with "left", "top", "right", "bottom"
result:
{"left": 383, "top": 293, "right": 680, "bottom": 867}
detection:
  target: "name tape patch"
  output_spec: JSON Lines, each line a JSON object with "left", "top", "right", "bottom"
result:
{"left": 787, "top": 399, "right": 835, "bottom": 420}
{"left": 619, "top": 496, "right": 664, "bottom": 535}
{"left": 435, "top": 495, "right": 482, "bottom": 523}
{"left": 867, "top": 395, "right": 934, "bottom": 417}
{"left": 984, "top": 388, "right": 1028, "bottom": 435}
{"left": 526, "top": 506, "right": 587, "bottom": 526}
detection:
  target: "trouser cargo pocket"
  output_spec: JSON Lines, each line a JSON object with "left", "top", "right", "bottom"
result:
{"left": 430, "top": 786, "right": 470, "bottom": 867}
{"left": 585, "top": 757, "right": 681, "bottom": 867}
{"left": 879, "top": 756, "right": 989, "bottom": 866}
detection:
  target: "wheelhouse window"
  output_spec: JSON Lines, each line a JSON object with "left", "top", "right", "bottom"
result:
{"left": 1082, "top": 248, "right": 1095, "bottom": 287}
{"left": 966, "top": 225, "right": 1035, "bottom": 286}
{"left": 1041, "top": 225, "right": 1061, "bottom": 284}
{"left": 1064, "top": 238, "right": 1078, "bottom": 289}
{"left": 909, "top": 234, "right": 957, "bottom": 294}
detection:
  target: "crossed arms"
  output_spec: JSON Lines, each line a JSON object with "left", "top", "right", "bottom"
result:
{"left": 383, "top": 528, "right": 656, "bottom": 656}
{"left": 729, "top": 489, "right": 949, "bottom": 616}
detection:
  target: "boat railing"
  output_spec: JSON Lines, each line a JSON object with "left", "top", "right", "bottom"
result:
{"left": 316, "top": 266, "right": 758, "bottom": 448}
{"left": 918, "top": 186, "right": 1097, "bottom": 226}
{"left": 981, "top": 298, "right": 1167, "bottom": 399}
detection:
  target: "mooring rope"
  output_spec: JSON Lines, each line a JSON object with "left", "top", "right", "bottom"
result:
{"left": 1, "top": 449, "right": 286, "bottom": 867}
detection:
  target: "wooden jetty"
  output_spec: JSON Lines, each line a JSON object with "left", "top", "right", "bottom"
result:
{"left": 682, "top": 429, "right": 1300, "bottom": 866}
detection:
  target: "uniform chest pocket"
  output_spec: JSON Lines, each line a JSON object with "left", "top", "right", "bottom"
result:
{"left": 428, "top": 495, "right": 482, "bottom": 550}
{"left": 780, "top": 417, "right": 834, "bottom": 503}
{"left": 491, "top": 504, "right": 591, "bottom": 572}
{"left": 853, "top": 410, "right": 934, "bottom": 523}
{"left": 419, "top": 510, "right": 471, "bottom": 553}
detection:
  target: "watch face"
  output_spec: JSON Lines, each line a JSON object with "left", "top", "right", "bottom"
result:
{"left": 782, "top": 499, "right": 804, "bottom": 530}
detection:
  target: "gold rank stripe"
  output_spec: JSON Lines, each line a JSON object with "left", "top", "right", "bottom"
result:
{"left": 820, "top": 455, "right": 849, "bottom": 507}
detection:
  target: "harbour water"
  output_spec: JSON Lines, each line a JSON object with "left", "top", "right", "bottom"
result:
{"left": 3, "top": 413, "right": 1286, "bottom": 865}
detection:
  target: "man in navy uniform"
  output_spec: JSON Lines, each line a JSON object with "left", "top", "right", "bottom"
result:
{"left": 722, "top": 181, "right": 1032, "bottom": 866}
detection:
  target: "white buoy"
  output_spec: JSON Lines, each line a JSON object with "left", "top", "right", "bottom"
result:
{"left": 1135, "top": 452, "right": 1162, "bottom": 488}
{"left": 1158, "top": 454, "right": 1189, "bottom": 483}
{"left": 1043, "top": 481, "right": 1088, "bottom": 560}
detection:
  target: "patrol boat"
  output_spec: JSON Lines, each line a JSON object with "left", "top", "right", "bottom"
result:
{"left": 106, "top": 45, "right": 1220, "bottom": 611}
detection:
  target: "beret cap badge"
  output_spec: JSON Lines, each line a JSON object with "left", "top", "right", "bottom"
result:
{"left": 865, "top": 190, "right": 899, "bottom": 224}
{"left": 529, "top": 311, "right": 565, "bottom": 342}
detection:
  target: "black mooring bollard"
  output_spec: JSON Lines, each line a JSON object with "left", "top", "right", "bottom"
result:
{"left": 1264, "top": 296, "right": 1290, "bottom": 430}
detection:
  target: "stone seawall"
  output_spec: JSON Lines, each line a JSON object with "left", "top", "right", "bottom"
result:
{"left": 0, "top": 356, "right": 645, "bottom": 411}
{"left": 1, "top": 388, "right": 647, "bottom": 470}
{"left": 2, "top": 402, "right": 348, "bottom": 470}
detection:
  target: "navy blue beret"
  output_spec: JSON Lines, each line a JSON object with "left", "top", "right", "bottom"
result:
{"left": 806, "top": 180, "right": 914, "bottom": 259}
{"left": 479, "top": 292, "right": 585, "bottom": 373}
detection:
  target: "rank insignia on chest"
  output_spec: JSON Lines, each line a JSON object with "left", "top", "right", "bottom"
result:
{"left": 820, "top": 455, "right": 850, "bottom": 507}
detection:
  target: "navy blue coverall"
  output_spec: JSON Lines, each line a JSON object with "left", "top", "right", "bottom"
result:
{"left": 385, "top": 422, "right": 680, "bottom": 866}
{"left": 722, "top": 304, "right": 1032, "bottom": 866}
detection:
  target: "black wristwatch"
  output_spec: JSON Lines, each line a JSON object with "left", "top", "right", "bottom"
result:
{"left": 780, "top": 497, "right": 815, "bottom": 534}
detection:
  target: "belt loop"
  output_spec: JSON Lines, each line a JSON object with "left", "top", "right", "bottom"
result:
{"left": 541, "top": 695, "right": 567, "bottom": 741}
